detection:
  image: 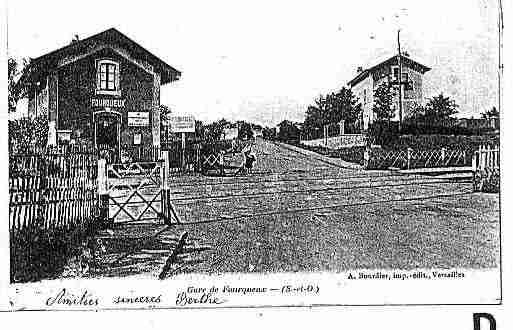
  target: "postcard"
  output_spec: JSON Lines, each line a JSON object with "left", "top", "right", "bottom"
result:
{"left": 1, "top": 0, "right": 509, "bottom": 328}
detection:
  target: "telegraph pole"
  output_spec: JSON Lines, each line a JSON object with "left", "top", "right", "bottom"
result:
{"left": 397, "top": 29, "right": 403, "bottom": 132}
{"left": 498, "top": 0, "right": 503, "bottom": 115}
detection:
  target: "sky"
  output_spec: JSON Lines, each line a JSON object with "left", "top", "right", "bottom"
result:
{"left": 7, "top": 0, "right": 501, "bottom": 126}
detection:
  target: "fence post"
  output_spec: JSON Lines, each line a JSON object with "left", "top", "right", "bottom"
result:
{"left": 195, "top": 144, "right": 201, "bottom": 172}
{"left": 363, "top": 147, "right": 370, "bottom": 169}
{"left": 181, "top": 132, "right": 186, "bottom": 171}
{"left": 219, "top": 151, "right": 225, "bottom": 176}
{"left": 407, "top": 147, "right": 412, "bottom": 170}
{"left": 161, "top": 151, "right": 171, "bottom": 225}
{"left": 324, "top": 125, "right": 328, "bottom": 147}
{"left": 97, "top": 158, "right": 111, "bottom": 229}
{"left": 441, "top": 147, "right": 446, "bottom": 165}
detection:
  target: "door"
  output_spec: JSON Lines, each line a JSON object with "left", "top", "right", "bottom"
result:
{"left": 95, "top": 112, "right": 120, "bottom": 163}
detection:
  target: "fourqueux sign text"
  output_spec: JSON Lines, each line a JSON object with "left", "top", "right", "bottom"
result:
{"left": 91, "top": 98, "right": 126, "bottom": 108}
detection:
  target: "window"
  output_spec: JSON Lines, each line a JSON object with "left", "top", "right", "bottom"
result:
{"left": 392, "top": 66, "right": 399, "bottom": 81}
{"left": 96, "top": 59, "right": 120, "bottom": 95}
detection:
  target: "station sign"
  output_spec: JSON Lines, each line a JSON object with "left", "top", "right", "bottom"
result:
{"left": 91, "top": 98, "right": 126, "bottom": 108}
{"left": 168, "top": 115, "right": 195, "bottom": 133}
{"left": 128, "top": 112, "right": 149, "bottom": 126}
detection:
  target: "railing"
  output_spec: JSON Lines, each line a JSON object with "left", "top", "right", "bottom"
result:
{"left": 364, "top": 147, "right": 470, "bottom": 170}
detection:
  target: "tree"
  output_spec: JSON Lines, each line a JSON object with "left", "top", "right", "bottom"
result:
{"left": 262, "top": 127, "right": 276, "bottom": 140}
{"left": 237, "top": 121, "right": 254, "bottom": 140}
{"left": 277, "top": 120, "right": 300, "bottom": 143}
{"left": 481, "top": 106, "right": 499, "bottom": 119}
{"left": 303, "top": 104, "right": 324, "bottom": 137}
{"left": 372, "top": 82, "right": 396, "bottom": 122}
{"left": 9, "top": 116, "right": 48, "bottom": 150}
{"left": 204, "top": 118, "right": 230, "bottom": 141}
{"left": 8, "top": 57, "right": 32, "bottom": 112}
{"left": 303, "top": 88, "right": 362, "bottom": 138}
{"left": 333, "top": 87, "right": 362, "bottom": 130}
{"left": 404, "top": 102, "right": 425, "bottom": 125}
{"left": 424, "top": 93, "right": 458, "bottom": 124}
{"left": 194, "top": 120, "right": 205, "bottom": 141}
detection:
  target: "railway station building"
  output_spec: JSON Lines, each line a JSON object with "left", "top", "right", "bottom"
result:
{"left": 23, "top": 28, "right": 181, "bottom": 159}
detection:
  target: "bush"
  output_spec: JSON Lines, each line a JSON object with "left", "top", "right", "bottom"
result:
{"left": 368, "top": 121, "right": 399, "bottom": 147}
{"left": 400, "top": 122, "right": 495, "bottom": 136}
{"left": 473, "top": 169, "right": 500, "bottom": 193}
{"left": 331, "top": 146, "right": 366, "bottom": 165}
{"left": 9, "top": 116, "right": 48, "bottom": 150}
{"left": 389, "top": 134, "right": 498, "bottom": 152}
{"left": 10, "top": 221, "right": 100, "bottom": 283}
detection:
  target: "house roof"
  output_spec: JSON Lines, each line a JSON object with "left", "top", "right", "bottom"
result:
{"left": 347, "top": 54, "right": 430, "bottom": 87}
{"left": 24, "top": 28, "right": 181, "bottom": 85}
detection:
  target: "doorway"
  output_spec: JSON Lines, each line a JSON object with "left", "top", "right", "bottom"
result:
{"left": 94, "top": 111, "right": 121, "bottom": 163}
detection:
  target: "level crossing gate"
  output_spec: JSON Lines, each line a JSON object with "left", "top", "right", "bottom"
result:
{"left": 97, "top": 151, "right": 181, "bottom": 226}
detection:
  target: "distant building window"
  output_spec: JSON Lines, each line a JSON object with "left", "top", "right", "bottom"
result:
{"left": 96, "top": 59, "right": 120, "bottom": 95}
{"left": 392, "top": 66, "right": 399, "bottom": 81}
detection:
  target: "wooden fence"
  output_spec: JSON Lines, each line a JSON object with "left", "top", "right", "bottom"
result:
{"left": 9, "top": 146, "right": 98, "bottom": 232}
{"left": 364, "top": 147, "right": 470, "bottom": 170}
{"left": 473, "top": 145, "right": 500, "bottom": 172}
{"left": 472, "top": 145, "right": 500, "bottom": 192}
{"left": 9, "top": 146, "right": 99, "bottom": 282}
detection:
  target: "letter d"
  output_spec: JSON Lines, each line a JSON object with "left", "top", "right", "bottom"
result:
{"left": 473, "top": 313, "right": 496, "bottom": 330}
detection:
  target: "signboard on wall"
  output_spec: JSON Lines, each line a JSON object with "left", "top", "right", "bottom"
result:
{"left": 128, "top": 112, "right": 149, "bottom": 126}
{"left": 168, "top": 115, "right": 195, "bottom": 133}
{"left": 91, "top": 98, "right": 126, "bottom": 108}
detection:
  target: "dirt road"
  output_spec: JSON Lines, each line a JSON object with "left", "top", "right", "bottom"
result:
{"left": 90, "top": 139, "right": 499, "bottom": 278}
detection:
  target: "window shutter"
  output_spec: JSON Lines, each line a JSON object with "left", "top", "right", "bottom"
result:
{"left": 96, "top": 62, "right": 101, "bottom": 90}
{"left": 116, "top": 64, "right": 120, "bottom": 93}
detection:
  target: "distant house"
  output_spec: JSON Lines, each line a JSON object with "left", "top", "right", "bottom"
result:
{"left": 347, "top": 54, "right": 431, "bottom": 130}
{"left": 223, "top": 123, "right": 239, "bottom": 140}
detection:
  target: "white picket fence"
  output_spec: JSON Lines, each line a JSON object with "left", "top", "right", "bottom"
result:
{"left": 472, "top": 145, "right": 500, "bottom": 172}
{"left": 472, "top": 145, "right": 500, "bottom": 192}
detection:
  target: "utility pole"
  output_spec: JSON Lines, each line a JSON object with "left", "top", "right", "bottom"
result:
{"left": 397, "top": 29, "right": 403, "bottom": 132}
{"left": 498, "top": 0, "right": 503, "bottom": 116}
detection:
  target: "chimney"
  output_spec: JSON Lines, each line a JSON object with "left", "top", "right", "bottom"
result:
{"left": 71, "top": 34, "right": 80, "bottom": 44}
{"left": 403, "top": 51, "right": 410, "bottom": 57}
{"left": 357, "top": 66, "right": 363, "bottom": 73}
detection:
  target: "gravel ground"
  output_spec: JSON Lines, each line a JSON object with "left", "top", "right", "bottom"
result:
{"left": 90, "top": 139, "right": 499, "bottom": 278}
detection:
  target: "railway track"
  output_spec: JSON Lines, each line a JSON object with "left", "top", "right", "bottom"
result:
{"left": 170, "top": 176, "right": 471, "bottom": 204}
